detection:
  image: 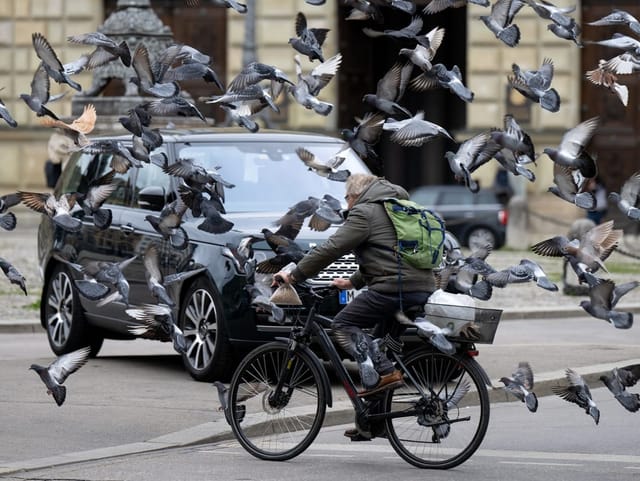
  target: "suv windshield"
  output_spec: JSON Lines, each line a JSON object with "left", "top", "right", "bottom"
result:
{"left": 176, "top": 141, "right": 369, "bottom": 212}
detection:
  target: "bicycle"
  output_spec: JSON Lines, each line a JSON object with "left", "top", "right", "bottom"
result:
{"left": 226, "top": 282, "right": 501, "bottom": 469}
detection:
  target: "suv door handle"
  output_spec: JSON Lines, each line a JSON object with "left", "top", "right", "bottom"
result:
{"left": 121, "top": 224, "right": 135, "bottom": 234}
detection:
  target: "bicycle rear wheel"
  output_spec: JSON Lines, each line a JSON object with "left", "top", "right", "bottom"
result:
{"left": 384, "top": 349, "right": 490, "bottom": 469}
{"left": 228, "top": 342, "right": 327, "bottom": 461}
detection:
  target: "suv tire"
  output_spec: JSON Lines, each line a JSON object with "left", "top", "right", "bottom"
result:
{"left": 42, "top": 263, "right": 104, "bottom": 357}
{"left": 179, "top": 276, "right": 233, "bottom": 381}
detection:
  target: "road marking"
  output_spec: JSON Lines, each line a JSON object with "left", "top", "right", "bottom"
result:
{"left": 500, "top": 461, "right": 582, "bottom": 467}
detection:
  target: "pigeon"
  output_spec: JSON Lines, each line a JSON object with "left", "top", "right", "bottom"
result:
{"left": 212, "top": 380, "right": 269, "bottom": 424}
{"left": 20, "top": 64, "right": 59, "bottom": 120}
{"left": 32, "top": 32, "right": 82, "bottom": 91}
{"left": 245, "top": 283, "right": 285, "bottom": 324}
{"left": 276, "top": 195, "right": 343, "bottom": 233}
{"left": 493, "top": 148, "right": 536, "bottom": 182}
{"left": 0, "top": 192, "right": 20, "bottom": 214}
{"left": 546, "top": 15, "right": 582, "bottom": 46}
{"left": 29, "top": 347, "right": 91, "bottom": 406}
{"left": 362, "top": 61, "right": 413, "bottom": 118}
{"left": 227, "top": 62, "right": 294, "bottom": 92}
{"left": 40, "top": 103, "right": 97, "bottom": 148}
{"left": 185, "top": 0, "right": 248, "bottom": 12}
{"left": 509, "top": 58, "right": 560, "bottom": 112}
{"left": 130, "top": 44, "right": 180, "bottom": 98}
{"left": 585, "top": 60, "right": 629, "bottom": 107}
{"left": 0, "top": 93, "right": 17, "bottom": 127}
{"left": 196, "top": 196, "right": 235, "bottom": 234}
{"left": 143, "top": 96, "right": 206, "bottom": 122}
{"left": 600, "top": 368, "right": 640, "bottom": 412}
{"left": 143, "top": 245, "right": 177, "bottom": 307}
{"left": 74, "top": 169, "right": 117, "bottom": 229}
{"left": 445, "top": 132, "right": 499, "bottom": 193}
{"left": 363, "top": 15, "right": 423, "bottom": 41}
{"left": 486, "top": 258, "right": 557, "bottom": 291}
{"left": 396, "top": 312, "right": 455, "bottom": 355}
{"left": 586, "top": 33, "right": 640, "bottom": 56}
{"left": 256, "top": 227, "right": 305, "bottom": 274}
{"left": 600, "top": 52, "right": 640, "bottom": 76}
{"left": 126, "top": 303, "right": 187, "bottom": 354}
{"left": 409, "top": 63, "right": 475, "bottom": 103}
{"left": 0, "top": 257, "right": 27, "bottom": 295}
{"left": 490, "top": 114, "right": 536, "bottom": 164}
{"left": 206, "top": 84, "right": 280, "bottom": 113}
{"left": 289, "top": 70, "right": 334, "bottom": 116}
{"left": 342, "top": 0, "right": 384, "bottom": 21}
{"left": 423, "top": 0, "right": 490, "bottom": 14}
{"left": 67, "top": 31, "right": 131, "bottom": 69}
{"left": 383, "top": 111, "right": 453, "bottom": 147}
{"left": 499, "top": 361, "right": 538, "bottom": 412}
{"left": 531, "top": 220, "right": 622, "bottom": 274}
{"left": 547, "top": 163, "right": 596, "bottom": 210}
{"left": 587, "top": 8, "right": 640, "bottom": 34}
{"left": 218, "top": 103, "right": 259, "bottom": 133}
{"left": 479, "top": 0, "right": 521, "bottom": 47}
{"left": 295, "top": 147, "right": 349, "bottom": 181}
{"left": 542, "top": 117, "right": 600, "bottom": 179}
{"left": 398, "top": 26, "right": 446, "bottom": 73}
{"left": 288, "top": 11, "right": 329, "bottom": 62}
{"left": 145, "top": 198, "right": 190, "bottom": 250}
{"left": 580, "top": 279, "right": 639, "bottom": 329}
{"left": 18, "top": 191, "right": 81, "bottom": 233}
{"left": 294, "top": 52, "right": 342, "bottom": 97}
{"left": 609, "top": 171, "right": 640, "bottom": 220}
{"left": 552, "top": 368, "right": 600, "bottom": 424}
{"left": 339, "top": 112, "right": 385, "bottom": 172}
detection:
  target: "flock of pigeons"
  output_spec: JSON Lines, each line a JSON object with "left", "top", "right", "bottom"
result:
{"left": 0, "top": 0, "right": 637, "bottom": 428}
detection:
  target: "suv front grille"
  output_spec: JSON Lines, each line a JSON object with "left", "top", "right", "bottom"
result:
{"left": 309, "top": 254, "right": 358, "bottom": 283}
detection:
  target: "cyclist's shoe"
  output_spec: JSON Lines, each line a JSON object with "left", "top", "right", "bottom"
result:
{"left": 358, "top": 369, "right": 404, "bottom": 397}
{"left": 344, "top": 427, "right": 372, "bottom": 442}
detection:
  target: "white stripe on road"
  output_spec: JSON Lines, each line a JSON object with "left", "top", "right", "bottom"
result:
{"left": 500, "top": 461, "right": 582, "bottom": 467}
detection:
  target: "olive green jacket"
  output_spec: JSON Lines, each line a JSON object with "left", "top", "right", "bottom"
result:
{"left": 291, "top": 178, "right": 436, "bottom": 294}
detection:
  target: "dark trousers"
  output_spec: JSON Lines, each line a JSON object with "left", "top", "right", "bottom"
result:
{"left": 333, "top": 290, "right": 430, "bottom": 375}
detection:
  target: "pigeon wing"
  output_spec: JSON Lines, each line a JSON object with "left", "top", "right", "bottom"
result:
{"left": 48, "top": 346, "right": 91, "bottom": 385}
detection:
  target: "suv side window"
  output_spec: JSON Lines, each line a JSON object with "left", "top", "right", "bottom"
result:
{"left": 58, "top": 152, "right": 132, "bottom": 206}
{"left": 132, "top": 154, "right": 174, "bottom": 209}
{"left": 440, "top": 190, "right": 472, "bottom": 206}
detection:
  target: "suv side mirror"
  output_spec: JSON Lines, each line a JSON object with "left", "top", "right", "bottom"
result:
{"left": 138, "top": 185, "right": 166, "bottom": 211}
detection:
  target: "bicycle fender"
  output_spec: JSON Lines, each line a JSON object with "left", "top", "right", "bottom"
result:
{"left": 274, "top": 337, "right": 333, "bottom": 408}
{"left": 467, "top": 356, "right": 492, "bottom": 387}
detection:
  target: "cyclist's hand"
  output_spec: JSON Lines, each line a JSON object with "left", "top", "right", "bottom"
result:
{"left": 272, "top": 271, "right": 291, "bottom": 287}
{"left": 331, "top": 278, "right": 353, "bottom": 290}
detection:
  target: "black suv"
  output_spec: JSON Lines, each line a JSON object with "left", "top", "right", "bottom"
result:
{"left": 37, "top": 129, "right": 369, "bottom": 381}
{"left": 409, "top": 185, "right": 507, "bottom": 251}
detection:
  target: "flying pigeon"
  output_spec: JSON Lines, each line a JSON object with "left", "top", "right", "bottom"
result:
{"left": 423, "top": 0, "right": 489, "bottom": 14}
{"left": 396, "top": 312, "right": 455, "bottom": 355}
{"left": 486, "top": 258, "right": 557, "bottom": 291}
{"left": 126, "top": 303, "right": 188, "bottom": 354}
{"left": 130, "top": 44, "right": 180, "bottom": 98}
{"left": 32, "top": 32, "right": 82, "bottom": 91}
{"left": 552, "top": 368, "right": 600, "bottom": 424}
{"left": 542, "top": 116, "right": 600, "bottom": 179}
{"left": 145, "top": 197, "right": 190, "bottom": 250}
{"left": 362, "top": 61, "right": 413, "bottom": 118}
{"left": 18, "top": 191, "right": 81, "bottom": 233}
{"left": 20, "top": 64, "right": 59, "bottom": 120}
{"left": 480, "top": 0, "right": 521, "bottom": 47}
{"left": 289, "top": 70, "right": 334, "bottom": 116}
{"left": 580, "top": 279, "right": 639, "bottom": 329}
{"left": 609, "top": 171, "right": 640, "bottom": 220}
{"left": 294, "top": 52, "right": 342, "bottom": 97}
{"left": 339, "top": 111, "right": 385, "bottom": 173}
{"left": 256, "top": 227, "right": 305, "bottom": 274}
{"left": 383, "top": 110, "right": 453, "bottom": 147}
{"left": 600, "top": 368, "right": 640, "bottom": 412}
{"left": 29, "top": 346, "right": 91, "bottom": 406}
{"left": 531, "top": 219, "right": 622, "bottom": 274}
{"left": 295, "top": 147, "right": 349, "bottom": 181}
{"left": 185, "top": 0, "right": 248, "bottom": 13}
{"left": 616, "top": 363, "right": 640, "bottom": 387}
{"left": 490, "top": 114, "right": 536, "bottom": 164}
{"left": 587, "top": 8, "right": 640, "bottom": 34}
{"left": 585, "top": 60, "right": 629, "bottom": 107}
{"left": 409, "top": 63, "right": 475, "bottom": 103}
{"left": 509, "top": 58, "right": 560, "bottom": 112}
{"left": 398, "top": 26, "right": 446, "bottom": 74}
{"left": 445, "top": 132, "right": 499, "bottom": 193}
{"left": 363, "top": 15, "right": 423, "bottom": 41}
{"left": 73, "top": 169, "right": 117, "bottom": 230}
{"left": 67, "top": 31, "right": 131, "bottom": 69}
{"left": 82, "top": 139, "right": 143, "bottom": 173}
{"left": 547, "top": 163, "right": 596, "bottom": 210}
{"left": 0, "top": 93, "right": 17, "bottom": 127}
{"left": 0, "top": 257, "right": 27, "bottom": 295}
{"left": 41, "top": 103, "right": 97, "bottom": 148}
{"left": 499, "top": 361, "right": 538, "bottom": 412}
{"left": 289, "top": 11, "right": 329, "bottom": 62}
{"left": 0, "top": 211, "right": 16, "bottom": 231}
{"left": 227, "top": 62, "right": 294, "bottom": 93}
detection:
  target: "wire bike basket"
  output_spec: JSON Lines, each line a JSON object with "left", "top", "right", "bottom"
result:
{"left": 422, "top": 303, "right": 502, "bottom": 344}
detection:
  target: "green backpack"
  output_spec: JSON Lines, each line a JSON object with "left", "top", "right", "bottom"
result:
{"left": 379, "top": 198, "right": 446, "bottom": 270}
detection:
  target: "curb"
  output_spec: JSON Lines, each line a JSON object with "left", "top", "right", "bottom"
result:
{"left": 3, "top": 359, "right": 639, "bottom": 476}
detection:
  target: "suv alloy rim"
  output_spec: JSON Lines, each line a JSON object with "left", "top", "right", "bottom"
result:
{"left": 183, "top": 288, "right": 217, "bottom": 370}
{"left": 47, "top": 271, "right": 74, "bottom": 348}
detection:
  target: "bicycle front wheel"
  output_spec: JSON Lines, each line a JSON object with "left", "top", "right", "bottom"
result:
{"left": 384, "top": 349, "right": 490, "bottom": 469}
{"left": 228, "top": 342, "right": 328, "bottom": 461}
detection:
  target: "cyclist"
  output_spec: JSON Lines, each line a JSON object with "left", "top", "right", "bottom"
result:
{"left": 273, "top": 173, "right": 436, "bottom": 438}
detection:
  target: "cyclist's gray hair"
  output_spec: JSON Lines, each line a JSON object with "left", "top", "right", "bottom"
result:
{"left": 345, "top": 173, "right": 378, "bottom": 198}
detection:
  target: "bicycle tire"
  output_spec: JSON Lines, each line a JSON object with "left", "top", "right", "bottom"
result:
{"left": 383, "top": 349, "right": 490, "bottom": 469}
{"left": 228, "top": 342, "right": 328, "bottom": 461}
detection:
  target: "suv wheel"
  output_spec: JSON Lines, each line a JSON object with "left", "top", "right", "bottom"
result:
{"left": 179, "top": 277, "right": 233, "bottom": 381}
{"left": 466, "top": 227, "right": 497, "bottom": 251}
{"left": 42, "top": 263, "right": 103, "bottom": 357}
